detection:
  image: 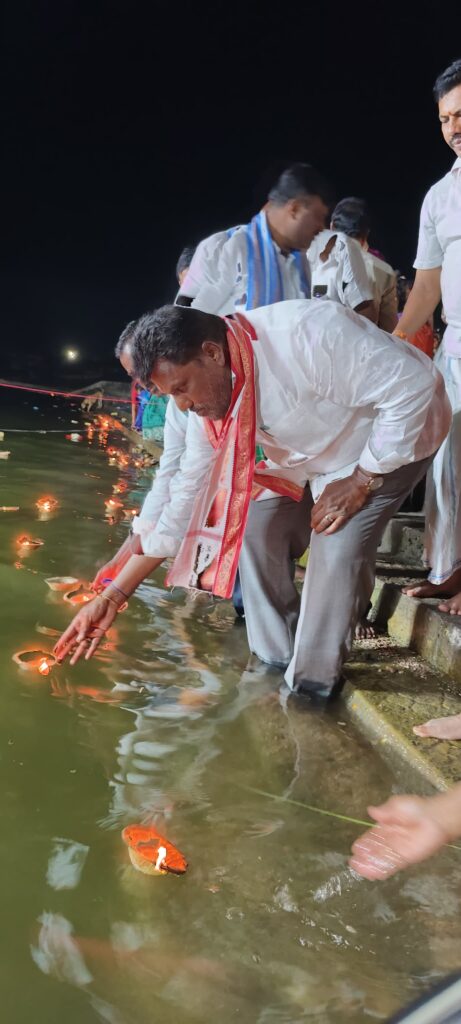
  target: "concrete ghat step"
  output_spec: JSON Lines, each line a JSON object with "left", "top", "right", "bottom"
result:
{"left": 377, "top": 515, "right": 424, "bottom": 567}
{"left": 372, "top": 574, "right": 461, "bottom": 681}
{"left": 343, "top": 636, "right": 461, "bottom": 791}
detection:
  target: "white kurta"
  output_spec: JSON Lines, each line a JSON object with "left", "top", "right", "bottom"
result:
{"left": 413, "top": 157, "right": 461, "bottom": 582}
{"left": 307, "top": 230, "right": 373, "bottom": 310}
{"left": 133, "top": 299, "right": 450, "bottom": 560}
{"left": 177, "top": 220, "right": 310, "bottom": 315}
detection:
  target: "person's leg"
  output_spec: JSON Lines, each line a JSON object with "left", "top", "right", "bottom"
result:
{"left": 404, "top": 350, "right": 461, "bottom": 600}
{"left": 239, "top": 489, "right": 313, "bottom": 668}
{"left": 285, "top": 457, "right": 433, "bottom": 698}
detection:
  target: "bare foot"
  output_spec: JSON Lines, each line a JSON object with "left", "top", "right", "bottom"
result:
{"left": 403, "top": 569, "right": 461, "bottom": 600}
{"left": 355, "top": 617, "right": 376, "bottom": 640}
{"left": 413, "top": 713, "right": 461, "bottom": 740}
{"left": 438, "top": 592, "right": 461, "bottom": 615}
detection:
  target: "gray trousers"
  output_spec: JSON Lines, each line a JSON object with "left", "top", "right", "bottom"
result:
{"left": 238, "top": 457, "right": 432, "bottom": 697}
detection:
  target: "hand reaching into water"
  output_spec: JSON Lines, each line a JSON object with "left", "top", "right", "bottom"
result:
{"left": 349, "top": 792, "right": 459, "bottom": 880}
{"left": 54, "top": 595, "right": 119, "bottom": 665}
{"left": 92, "top": 537, "right": 133, "bottom": 591}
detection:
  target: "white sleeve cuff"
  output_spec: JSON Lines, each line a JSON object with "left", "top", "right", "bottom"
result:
{"left": 131, "top": 516, "right": 181, "bottom": 558}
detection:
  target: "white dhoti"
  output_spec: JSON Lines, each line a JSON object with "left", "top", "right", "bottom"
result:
{"left": 425, "top": 343, "right": 461, "bottom": 584}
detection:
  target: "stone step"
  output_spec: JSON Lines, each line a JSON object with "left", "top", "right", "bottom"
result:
{"left": 343, "top": 634, "right": 461, "bottom": 791}
{"left": 377, "top": 513, "right": 424, "bottom": 567}
{"left": 372, "top": 573, "right": 461, "bottom": 682}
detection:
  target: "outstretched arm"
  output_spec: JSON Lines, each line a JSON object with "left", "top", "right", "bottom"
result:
{"left": 349, "top": 783, "right": 461, "bottom": 880}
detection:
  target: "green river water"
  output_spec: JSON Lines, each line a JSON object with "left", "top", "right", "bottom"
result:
{"left": 1, "top": 396, "right": 461, "bottom": 1023}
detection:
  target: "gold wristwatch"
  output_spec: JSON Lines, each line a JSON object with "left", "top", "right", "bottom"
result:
{"left": 355, "top": 466, "right": 384, "bottom": 492}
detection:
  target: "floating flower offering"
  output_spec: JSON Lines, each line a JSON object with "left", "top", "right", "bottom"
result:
{"left": 0, "top": 506, "right": 20, "bottom": 512}
{"left": 65, "top": 433, "right": 83, "bottom": 442}
{"left": 36, "top": 496, "right": 59, "bottom": 513}
{"left": 112, "top": 480, "right": 128, "bottom": 494}
{"left": 0, "top": 451, "right": 11, "bottom": 460}
{"left": 63, "top": 586, "right": 94, "bottom": 606}
{"left": 45, "top": 576, "right": 79, "bottom": 592}
{"left": 13, "top": 649, "right": 57, "bottom": 675}
{"left": 122, "top": 824, "right": 188, "bottom": 876}
{"left": 16, "top": 535, "right": 44, "bottom": 550}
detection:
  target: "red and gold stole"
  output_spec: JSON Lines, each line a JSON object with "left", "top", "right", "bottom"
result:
{"left": 166, "top": 314, "right": 303, "bottom": 599}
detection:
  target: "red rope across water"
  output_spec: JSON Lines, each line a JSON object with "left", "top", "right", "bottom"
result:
{"left": 0, "top": 379, "right": 131, "bottom": 403}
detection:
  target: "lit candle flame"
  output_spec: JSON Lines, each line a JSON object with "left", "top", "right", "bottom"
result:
{"left": 38, "top": 659, "right": 51, "bottom": 675}
{"left": 155, "top": 846, "right": 167, "bottom": 872}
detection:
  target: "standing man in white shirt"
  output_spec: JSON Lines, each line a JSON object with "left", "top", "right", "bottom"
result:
{"left": 55, "top": 302, "right": 450, "bottom": 701}
{"left": 329, "top": 197, "right": 398, "bottom": 332}
{"left": 176, "top": 164, "right": 330, "bottom": 314}
{"left": 307, "top": 225, "right": 375, "bottom": 320}
{"left": 397, "top": 59, "right": 461, "bottom": 614}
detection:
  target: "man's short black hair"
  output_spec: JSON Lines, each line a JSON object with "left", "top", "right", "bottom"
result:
{"left": 176, "top": 245, "right": 196, "bottom": 282}
{"left": 125, "top": 306, "right": 225, "bottom": 388}
{"left": 331, "top": 197, "right": 370, "bottom": 239}
{"left": 433, "top": 59, "right": 461, "bottom": 102}
{"left": 268, "top": 162, "right": 333, "bottom": 207}
{"left": 114, "top": 320, "right": 137, "bottom": 358}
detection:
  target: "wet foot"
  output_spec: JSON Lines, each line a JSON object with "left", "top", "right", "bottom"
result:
{"left": 403, "top": 569, "right": 461, "bottom": 600}
{"left": 438, "top": 592, "right": 461, "bottom": 615}
{"left": 413, "top": 713, "right": 461, "bottom": 740}
{"left": 355, "top": 617, "right": 376, "bottom": 640}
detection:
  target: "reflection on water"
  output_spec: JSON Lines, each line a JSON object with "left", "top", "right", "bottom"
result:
{"left": 1, "top": 398, "right": 461, "bottom": 1023}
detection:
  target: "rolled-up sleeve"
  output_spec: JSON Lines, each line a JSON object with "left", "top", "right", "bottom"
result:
{"left": 132, "top": 409, "right": 215, "bottom": 557}
{"left": 414, "top": 188, "right": 444, "bottom": 270}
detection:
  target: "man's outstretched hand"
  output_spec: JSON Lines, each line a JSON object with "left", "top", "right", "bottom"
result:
{"left": 349, "top": 794, "right": 453, "bottom": 880}
{"left": 54, "top": 596, "right": 118, "bottom": 665}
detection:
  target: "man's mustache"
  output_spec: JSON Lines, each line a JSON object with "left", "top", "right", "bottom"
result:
{"left": 450, "top": 135, "right": 461, "bottom": 144}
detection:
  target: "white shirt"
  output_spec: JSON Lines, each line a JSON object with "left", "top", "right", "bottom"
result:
{"left": 133, "top": 300, "right": 450, "bottom": 558}
{"left": 133, "top": 399, "right": 188, "bottom": 539}
{"left": 356, "top": 241, "right": 398, "bottom": 332}
{"left": 177, "top": 230, "right": 237, "bottom": 315}
{"left": 414, "top": 157, "right": 461, "bottom": 354}
{"left": 177, "top": 220, "right": 310, "bottom": 315}
{"left": 308, "top": 230, "right": 373, "bottom": 310}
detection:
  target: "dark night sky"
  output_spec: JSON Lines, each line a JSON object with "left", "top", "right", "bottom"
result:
{"left": 2, "top": 1, "right": 460, "bottom": 371}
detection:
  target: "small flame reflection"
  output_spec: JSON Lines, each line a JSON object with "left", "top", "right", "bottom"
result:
{"left": 155, "top": 846, "right": 167, "bottom": 872}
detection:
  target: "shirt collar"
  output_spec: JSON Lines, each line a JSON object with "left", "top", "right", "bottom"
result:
{"left": 451, "top": 156, "right": 461, "bottom": 174}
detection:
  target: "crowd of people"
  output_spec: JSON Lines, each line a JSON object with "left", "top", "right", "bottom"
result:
{"left": 54, "top": 58, "right": 461, "bottom": 883}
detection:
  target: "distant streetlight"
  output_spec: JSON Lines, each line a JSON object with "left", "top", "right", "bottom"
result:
{"left": 64, "top": 348, "right": 79, "bottom": 362}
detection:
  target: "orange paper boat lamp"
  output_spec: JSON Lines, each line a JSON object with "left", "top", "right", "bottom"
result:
{"left": 122, "top": 824, "right": 188, "bottom": 876}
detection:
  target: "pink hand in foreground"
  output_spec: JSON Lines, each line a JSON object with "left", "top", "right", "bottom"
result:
{"left": 349, "top": 795, "right": 451, "bottom": 880}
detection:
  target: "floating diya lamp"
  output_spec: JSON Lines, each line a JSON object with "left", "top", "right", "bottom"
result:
{"left": 0, "top": 450, "right": 11, "bottom": 460}
{"left": 1, "top": 506, "right": 20, "bottom": 512}
{"left": 16, "top": 534, "right": 44, "bottom": 550}
{"left": 104, "top": 497, "right": 124, "bottom": 513}
{"left": 65, "top": 433, "right": 83, "bottom": 442}
{"left": 13, "top": 649, "right": 57, "bottom": 675}
{"left": 122, "top": 507, "right": 140, "bottom": 521}
{"left": 106, "top": 446, "right": 119, "bottom": 457}
{"left": 122, "top": 825, "right": 188, "bottom": 876}
{"left": 36, "top": 495, "right": 59, "bottom": 513}
{"left": 112, "top": 480, "right": 128, "bottom": 494}
{"left": 63, "top": 585, "right": 95, "bottom": 606}
{"left": 45, "top": 576, "right": 79, "bottom": 592}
